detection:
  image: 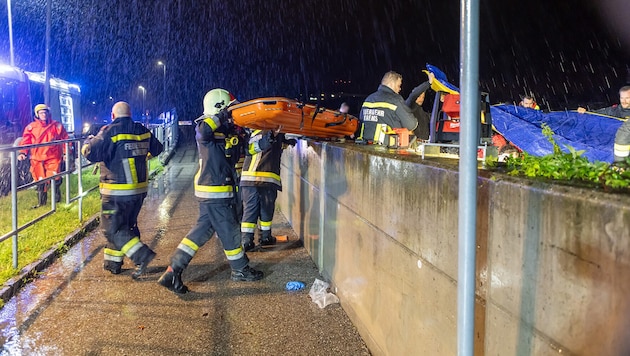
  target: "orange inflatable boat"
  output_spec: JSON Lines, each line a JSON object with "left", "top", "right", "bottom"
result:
{"left": 229, "top": 97, "right": 359, "bottom": 138}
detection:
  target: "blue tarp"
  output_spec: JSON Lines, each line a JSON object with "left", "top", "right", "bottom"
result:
{"left": 490, "top": 104, "right": 623, "bottom": 163}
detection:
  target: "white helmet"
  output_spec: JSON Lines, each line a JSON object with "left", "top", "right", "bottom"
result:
{"left": 203, "top": 88, "right": 235, "bottom": 115}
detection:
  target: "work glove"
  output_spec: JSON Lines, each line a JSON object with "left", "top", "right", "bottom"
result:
{"left": 215, "top": 108, "right": 233, "bottom": 126}
{"left": 284, "top": 138, "right": 297, "bottom": 146}
{"left": 17, "top": 153, "right": 27, "bottom": 161}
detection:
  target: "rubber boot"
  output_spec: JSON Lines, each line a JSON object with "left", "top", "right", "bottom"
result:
{"left": 33, "top": 186, "right": 47, "bottom": 209}
{"left": 242, "top": 232, "right": 255, "bottom": 252}
{"left": 259, "top": 231, "right": 277, "bottom": 246}
{"left": 158, "top": 266, "right": 188, "bottom": 294}
{"left": 54, "top": 181, "right": 61, "bottom": 203}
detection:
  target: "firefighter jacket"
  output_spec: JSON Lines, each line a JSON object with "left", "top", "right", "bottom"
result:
{"left": 359, "top": 84, "right": 418, "bottom": 144}
{"left": 81, "top": 116, "right": 163, "bottom": 197}
{"left": 19, "top": 119, "right": 69, "bottom": 162}
{"left": 193, "top": 114, "right": 243, "bottom": 201}
{"left": 614, "top": 118, "right": 630, "bottom": 162}
{"left": 596, "top": 105, "right": 630, "bottom": 120}
{"left": 592, "top": 105, "right": 630, "bottom": 162}
{"left": 240, "top": 130, "right": 285, "bottom": 191}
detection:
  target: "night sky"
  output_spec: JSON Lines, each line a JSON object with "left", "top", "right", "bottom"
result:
{"left": 0, "top": 0, "right": 629, "bottom": 121}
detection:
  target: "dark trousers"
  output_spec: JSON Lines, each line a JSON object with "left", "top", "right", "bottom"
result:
{"left": 171, "top": 200, "right": 249, "bottom": 271}
{"left": 241, "top": 185, "right": 277, "bottom": 239}
{"left": 101, "top": 193, "right": 153, "bottom": 266}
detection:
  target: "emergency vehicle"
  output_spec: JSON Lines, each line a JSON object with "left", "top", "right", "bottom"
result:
{"left": 0, "top": 63, "right": 81, "bottom": 148}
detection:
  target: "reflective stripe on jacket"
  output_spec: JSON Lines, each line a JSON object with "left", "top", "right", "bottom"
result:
{"left": 81, "top": 116, "right": 163, "bottom": 197}
{"left": 240, "top": 130, "right": 283, "bottom": 190}
{"left": 193, "top": 115, "right": 242, "bottom": 201}
{"left": 359, "top": 84, "right": 418, "bottom": 144}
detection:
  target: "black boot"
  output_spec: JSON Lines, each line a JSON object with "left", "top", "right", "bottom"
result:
{"left": 158, "top": 266, "right": 188, "bottom": 294}
{"left": 242, "top": 232, "right": 255, "bottom": 252}
{"left": 54, "top": 185, "right": 61, "bottom": 203}
{"left": 132, "top": 249, "right": 156, "bottom": 280}
{"left": 231, "top": 265, "right": 264, "bottom": 281}
{"left": 103, "top": 261, "right": 122, "bottom": 275}
{"left": 32, "top": 187, "right": 47, "bottom": 209}
{"left": 259, "top": 232, "right": 277, "bottom": 246}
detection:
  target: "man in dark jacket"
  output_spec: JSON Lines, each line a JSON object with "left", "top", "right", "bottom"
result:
{"left": 81, "top": 101, "right": 163, "bottom": 278}
{"left": 577, "top": 86, "right": 630, "bottom": 162}
{"left": 358, "top": 71, "right": 423, "bottom": 146}
{"left": 158, "top": 89, "right": 263, "bottom": 294}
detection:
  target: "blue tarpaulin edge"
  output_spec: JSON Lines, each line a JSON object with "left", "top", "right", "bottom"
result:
{"left": 490, "top": 104, "right": 623, "bottom": 163}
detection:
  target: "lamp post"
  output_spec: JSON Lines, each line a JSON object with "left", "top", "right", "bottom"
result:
{"left": 138, "top": 85, "right": 146, "bottom": 125}
{"left": 157, "top": 61, "right": 166, "bottom": 119}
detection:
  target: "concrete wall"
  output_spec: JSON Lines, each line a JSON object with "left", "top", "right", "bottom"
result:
{"left": 277, "top": 140, "right": 630, "bottom": 356}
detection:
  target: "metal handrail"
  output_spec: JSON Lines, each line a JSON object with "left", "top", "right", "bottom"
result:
{"left": 0, "top": 119, "right": 178, "bottom": 269}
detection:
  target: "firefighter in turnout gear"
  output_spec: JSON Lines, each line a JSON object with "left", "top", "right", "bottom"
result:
{"left": 240, "top": 129, "right": 296, "bottom": 251}
{"left": 81, "top": 101, "right": 163, "bottom": 278}
{"left": 158, "top": 89, "right": 263, "bottom": 294}
{"left": 358, "top": 71, "right": 421, "bottom": 146}
{"left": 18, "top": 104, "right": 70, "bottom": 208}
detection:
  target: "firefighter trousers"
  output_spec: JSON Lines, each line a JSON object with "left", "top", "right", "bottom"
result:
{"left": 170, "top": 200, "right": 248, "bottom": 272}
{"left": 241, "top": 186, "right": 277, "bottom": 240}
{"left": 101, "top": 193, "right": 153, "bottom": 269}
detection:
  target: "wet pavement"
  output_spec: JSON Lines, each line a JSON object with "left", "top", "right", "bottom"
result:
{"left": 0, "top": 145, "right": 370, "bottom": 355}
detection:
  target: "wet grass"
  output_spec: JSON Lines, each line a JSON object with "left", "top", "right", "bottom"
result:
{"left": 0, "top": 158, "right": 164, "bottom": 304}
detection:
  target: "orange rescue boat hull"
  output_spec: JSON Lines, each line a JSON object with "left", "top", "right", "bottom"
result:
{"left": 229, "top": 97, "right": 359, "bottom": 138}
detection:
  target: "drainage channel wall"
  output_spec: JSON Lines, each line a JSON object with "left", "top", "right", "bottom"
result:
{"left": 277, "top": 140, "right": 630, "bottom": 356}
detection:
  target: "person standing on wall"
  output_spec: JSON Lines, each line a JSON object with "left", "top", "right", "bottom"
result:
{"left": 18, "top": 104, "right": 69, "bottom": 208}
{"left": 81, "top": 101, "right": 163, "bottom": 278}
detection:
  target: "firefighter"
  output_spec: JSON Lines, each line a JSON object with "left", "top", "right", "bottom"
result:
{"left": 357, "top": 71, "right": 420, "bottom": 146}
{"left": 240, "top": 129, "right": 296, "bottom": 251}
{"left": 81, "top": 101, "right": 163, "bottom": 278}
{"left": 18, "top": 104, "right": 69, "bottom": 208}
{"left": 158, "top": 89, "right": 263, "bottom": 294}
{"left": 577, "top": 86, "right": 630, "bottom": 162}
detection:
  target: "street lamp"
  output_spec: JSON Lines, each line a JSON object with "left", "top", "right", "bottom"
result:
{"left": 157, "top": 61, "right": 166, "bottom": 118}
{"left": 138, "top": 85, "right": 146, "bottom": 124}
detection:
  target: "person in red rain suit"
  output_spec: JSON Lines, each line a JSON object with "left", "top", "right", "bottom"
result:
{"left": 18, "top": 104, "right": 69, "bottom": 207}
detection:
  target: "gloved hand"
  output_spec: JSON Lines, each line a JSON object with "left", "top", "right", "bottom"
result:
{"left": 264, "top": 130, "right": 276, "bottom": 144}
{"left": 17, "top": 153, "right": 27, "bottom": 161}
{"left": 215, "top": 108, "right": 233, "bottom": 126}
{"left": 285, "top": 138, "right": 297, "bottom": 146}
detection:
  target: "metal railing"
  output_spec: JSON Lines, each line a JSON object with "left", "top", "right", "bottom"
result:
{"left": 0, "top": 118, "right": 178, "bottom": 269}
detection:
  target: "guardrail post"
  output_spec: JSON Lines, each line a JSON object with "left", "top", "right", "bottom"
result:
{"left": 10, "top": 150, "right": 19, "bottom": 269}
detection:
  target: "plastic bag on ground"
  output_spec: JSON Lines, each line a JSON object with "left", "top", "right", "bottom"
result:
{"left": 309, "top": 278, "right": 340, "bottom": 309}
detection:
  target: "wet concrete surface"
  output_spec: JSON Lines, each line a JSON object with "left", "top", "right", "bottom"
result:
{"left": 0, "top": 145, "right": 370, "bottom": 355}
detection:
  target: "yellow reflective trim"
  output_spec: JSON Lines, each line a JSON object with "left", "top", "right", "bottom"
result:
{"left": 362, "top": 101, "right": 397, "bottom": 111}
{"left": 121, "top": 237, "right": 140, "bottom": 255}
{"left": 111, "top": 132, "right": 151, "bottom": 143}
{"left": 241, "top": 171, "right": 281, "bottom": 181}
{"left": 225, "top": 246, "right": 244, "bottom": 257}
{"left": 128, "top": 158, "right": 138, "bottom": 184}
{"left": 181, "top": 237, "right": 199, "bottom": 252}
{"left": 100, "top": 182, "right": 148, "bottom": 191}
{"left": 241, "top": 222, "right": 257, "bottom": 229}
{"left": 104, "top": 248, "right": 125, "bottom": 257}
{"left": 204, "top": 117, "right": 219, "bottom": 131}
{"left": 614, "top": 143, "right": 630, "bottom": 150}
{"left": 194, "top": 184, "right": 234, "bottom": 193}
{"left": 260, "top": 221, "right": 272, "bottom": 228}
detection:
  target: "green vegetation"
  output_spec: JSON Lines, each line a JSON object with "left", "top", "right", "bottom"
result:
{"left": 485, "top": 124, "right": 630, "bottom": 192}
{"left": 0, "top": 157, "right": 164, "bottom": 300}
